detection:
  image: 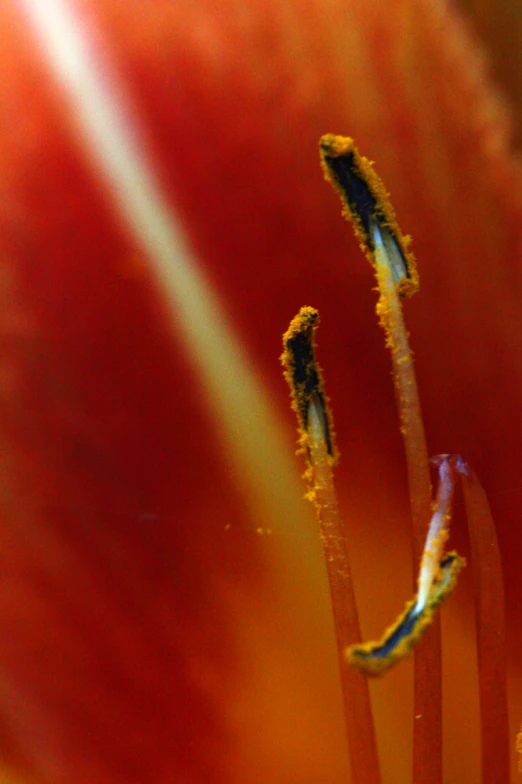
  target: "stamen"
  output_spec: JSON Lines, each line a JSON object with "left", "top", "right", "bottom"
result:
{"left": 455, "top": 461, "right": 509, "bottom": 784}
{"left": 321, "top": 135, "right": 442, "bottom": 783}
{"left": 347, "top": 456, "right": 465, "bottom": 675}
{"left": 282, "top": 308, "right": 381, "bottom": 784}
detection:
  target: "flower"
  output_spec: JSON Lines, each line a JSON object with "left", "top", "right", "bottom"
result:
{"left": 0, "top": 0, "right": 521, "bottom": 782}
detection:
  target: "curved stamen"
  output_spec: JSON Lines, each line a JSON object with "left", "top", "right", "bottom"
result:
{"left": 347, "top": 456, "right": 465, "bottom": 675}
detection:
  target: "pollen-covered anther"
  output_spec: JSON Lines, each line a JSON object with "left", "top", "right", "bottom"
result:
{"left": 346, "top": 455, "right": 466, "bottom": 675}
{"left": 319, "top": 134, "right": 419, "bottom": 298}
{"left": 281, "top": 306, "right": 337, "bottom": 466}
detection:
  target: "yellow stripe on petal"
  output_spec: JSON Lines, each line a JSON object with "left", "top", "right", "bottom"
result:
{"left": 20, "top": 0, "right": 309, "bottom": 536}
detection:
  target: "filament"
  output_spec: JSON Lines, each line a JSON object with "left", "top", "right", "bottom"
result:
{"left": 307, "top": 396, "right": 381, "bottom": 784}
{"left": 456, "top": 462, "right": 509, "bottom": 784}
{"left": 371, "top": 220, "right": 433, "bottom": 559}
{"left": 372, "top": 219, "right": 442, "bottom": 784}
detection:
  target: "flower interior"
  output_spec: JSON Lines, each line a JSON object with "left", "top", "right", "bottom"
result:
{"left": 282, "top": 136, "right": 511, "bottom": 784}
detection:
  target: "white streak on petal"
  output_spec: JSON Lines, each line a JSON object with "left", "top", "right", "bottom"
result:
{"left": 19, "top": 0, "right": 311, "bottom": 536}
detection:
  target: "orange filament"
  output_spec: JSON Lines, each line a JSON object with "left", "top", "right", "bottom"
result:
{"left": 372, "top": 222, "right": 441, "bottom": 784}
{"left": 307, "top": 397, "right": 381, "bottom": 784}
{"left": 456, "top": 463, "right": 509, "bottom": 784}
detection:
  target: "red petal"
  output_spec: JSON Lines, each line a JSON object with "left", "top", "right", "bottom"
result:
{"left": 1, "top": 1, "right": 521, "bottom": 782}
